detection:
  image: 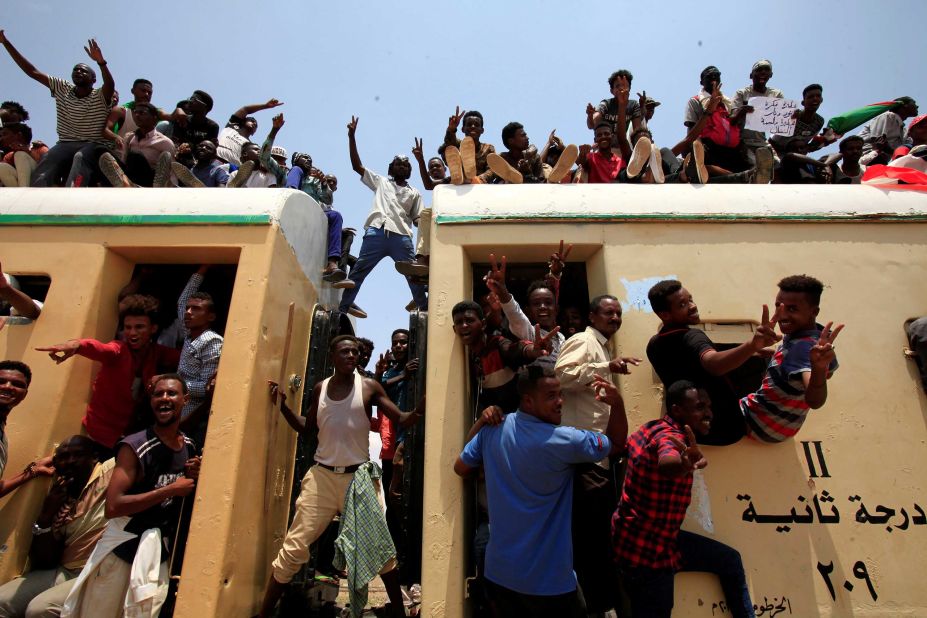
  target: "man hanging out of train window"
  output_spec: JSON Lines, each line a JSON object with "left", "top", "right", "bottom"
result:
{"left": 35, "top": 295, "right": 180, "bottom": 461}
{"left": 614, "top": 380, "right": 755, "bottom": 618}
{"left": 62, "top": 374, "right": 200, "bottom": 617}
{"left": 257, "top": 336, "right": 423, "bottom": 618}
{"left": 646, "top": 279, "right": 780, "bottom": 446}
{"left": 454, "top": 368, "right": 628, "bottom": 618}
{"left": 740, "top": 275, "right": 842, "bottom": 442}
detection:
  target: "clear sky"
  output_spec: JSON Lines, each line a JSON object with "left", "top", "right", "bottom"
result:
{"left": 3, "top": 0, "right": 925, "bottom": 361}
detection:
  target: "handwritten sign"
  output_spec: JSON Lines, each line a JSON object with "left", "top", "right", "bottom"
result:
{"left": 745, "top": 97, "right": 799, "bottom": 136}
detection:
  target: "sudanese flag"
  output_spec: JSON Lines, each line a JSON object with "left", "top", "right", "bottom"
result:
{"left": 827, "top": 100, "right": 903, "bottom": 135}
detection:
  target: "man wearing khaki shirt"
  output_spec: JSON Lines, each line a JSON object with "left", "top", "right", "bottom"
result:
{"left": 554, "top": 294, "right": 641, "bottom": 617}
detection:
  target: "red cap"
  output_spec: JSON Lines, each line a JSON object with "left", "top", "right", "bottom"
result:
{"left": 910, "top": 114, "right": 927, "bottom": 130}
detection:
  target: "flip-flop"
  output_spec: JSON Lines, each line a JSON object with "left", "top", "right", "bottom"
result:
{"left": 547, "top": 143, "right": 578, "bottom": 184}
{"left": 460, "top": 136, "right": 478, "bottom": 181}
{"left": 445, "top": 146, "right": 464, "bottom": 185}
{"left": 487, "top": 152, "right": 523, "bottom": 184}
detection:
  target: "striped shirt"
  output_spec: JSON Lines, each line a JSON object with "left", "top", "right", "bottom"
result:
{"left": 740, "top": 327, "right": 838, "bottom": 442}
{"left": 0, "top": 421, "right": 7, "bottom": 478}
{"left": 48, "top": 76, "right": 112, "bottom": 144}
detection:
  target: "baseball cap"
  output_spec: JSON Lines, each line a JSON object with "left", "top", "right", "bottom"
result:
{"left": 271, "top": 146, "right": 287, "bottom": 160}
{"left": 752, "top": 59, "right": 773, "bottom": 72}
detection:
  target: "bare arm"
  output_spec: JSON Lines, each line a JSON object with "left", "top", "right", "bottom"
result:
{"left": 0, "top": 457, "right": 53, "bottom": 498}
{"left": 803, "top": 322, "right": 843, "bottom": 409}
{"left": 102, "top": 106, "right": 127, "bottom": 147}
{"left": 612, "top": 78, "right": 632, "bottom": 161}
{"left": 0, "top": 31, "right": 50, "bottom": 88}
{"left": 0, "top": 264, "right": 40, "bottom": 319}
{"left": 412, "top": 137, "right": 436, "bottom": 190}
{"left": 369, "top": 379, "right": 423, "bottom": 429}
{"left": 105, "top": 445, "right": 194, "bottom": 518}
{"left": 658, "top": 426, "right": 707, "bottom": 478}
{"left": 700, "top": 305, "right": 781, "bottom": 376}
{"left": 347, "top": 116, "right": 364, "bottom": 177}
{"left": 83, "top": 39, "right": 114, "bottom": 105}
{"left": 269, "top": 381, "right": 316, "bottom": 435}
{"left": 232, "top": 98, "right": 283, "bottom": 119}
{"left": 590, "top": 375, "right": 628, "bottom": 457}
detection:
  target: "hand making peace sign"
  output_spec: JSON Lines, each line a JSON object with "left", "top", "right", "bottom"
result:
{"left": 810, "top": 321, "right": 844, "bottom": 372}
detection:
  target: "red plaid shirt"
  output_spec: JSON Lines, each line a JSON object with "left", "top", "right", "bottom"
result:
{"left": 612, "top": 415, "right": 692, "bottom": 569}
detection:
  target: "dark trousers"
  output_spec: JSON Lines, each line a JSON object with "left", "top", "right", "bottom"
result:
{"left": 572, "top": 462, "right": 619, "bottom": 613}
{"left": 31, "top": 141, "right": 101, "bottom": 187}
{"left": 702, "top": 139, "right": 750, "bottom": 173}
{"left": 325, "top": 209, "right": 343, "bottom": 261}
{"left": 485, "top": 579, "right": 585, "bottom": 618}
{"left": 124, "top": 151, "right": 155, "bottom": 187}
{"left": 621, "top": 530, "right": 754, "bottom": 618}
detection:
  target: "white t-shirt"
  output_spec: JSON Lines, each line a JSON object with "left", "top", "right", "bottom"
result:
{"left": 889, "top": 153, "right": 927, "bottom": 174}
{"left": 227, "top": 166, "right": 276, "bottom": 188}
{"left": 216, "top": 127, "right": 249, "bottom": 166}
{"left": 361, "top": 168, "right": 422, "bottom": 237}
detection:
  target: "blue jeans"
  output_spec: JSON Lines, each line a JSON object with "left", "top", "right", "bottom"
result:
{"left": 338, "top": 226, "right": 427, "bottom": 311}
{"left": 325, "top": 209, "right": 343, "bottom": 261}
{"left": 620, "top": 530, "right": 754, "bottom": 618}
{"left": 32, "top": 141, "right": 102, "bottom": 187}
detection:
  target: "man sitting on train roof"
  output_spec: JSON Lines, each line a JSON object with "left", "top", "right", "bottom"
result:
{"left": 35, "top": 295, "right": 180, "bottom": 461}
{"left": 0, "top": 31, "right": 114, "bottom": 188}
{"left": 62, "top": 374, "right": 200, "bottom": 617}
{"left": 0, "top": 436, "right": 114, "bottom": 618}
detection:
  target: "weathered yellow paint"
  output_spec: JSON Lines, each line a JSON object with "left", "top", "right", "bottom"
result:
{"left": 0, "top": 189, "right": 334, "bottom": 616}
{"left": 422, "top": 185, "right": 927, "bottom": 617}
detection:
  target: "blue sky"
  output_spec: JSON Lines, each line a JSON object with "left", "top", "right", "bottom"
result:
{"left": 4, "top": 0, "right": 925, "bottom": 360}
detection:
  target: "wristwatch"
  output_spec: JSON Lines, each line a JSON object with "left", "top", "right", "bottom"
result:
{"left": 32, "top": 523, "right": 52, "bottom": 535}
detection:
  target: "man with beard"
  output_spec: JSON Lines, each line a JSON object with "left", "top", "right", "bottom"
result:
{"left": 0, "top": 436, "right": 114, "bottom": 617}
{"left": 0, "top": 31, "right": 114, "bottom": 187}
{"left": 62, "top": 374, "right": 199, "bottom": 617}
{"left": 554, "top": 295, "right": 642, "bottom": 618}
{"left": 35, "top": 295, "right": 180, "bottom": 460}
{"left": 257, "top": 336, "right": 423, "bottom": 618}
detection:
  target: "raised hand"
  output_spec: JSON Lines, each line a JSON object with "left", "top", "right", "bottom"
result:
{"left": 615, "top": 75, "right": 631, "bottom": 105}
{"left": 271, "top": 113, "right": 285, "bottom": 130}
{"left": 546, "top": 129, "right": 557, "bottom": 146}
{"left": 590, "top": 374, "right": 622, "bottom": 406}
{"left": 486, "top": 292, "right": 503, "bottom": 314}
{"left": 527, "top": 323, "right": 562, "bottom": 359}
{"left": 586, "top": 103, "right": 595, "bottom": 118}
{"left": 608, "top": 355, "right": 643, "bottom": 374}
{"left": 84, "top": 38, "right": 106, "bottom": 64}
{"left": 35, "top": 340, "right": 81, "bottom": 364}
{"left": 347, "top": 115, "right": 358, "bottom": 136}
{"left": 637, "top": 90, "right": 648, "bottom": 111}
{"left": 483, "top": 253, "right": 509, "bottom": 299}
{"left": 706, "top": 88, "right": 723, "bottom": 113}
{"left": 267, "top": 380, "right": 286, "bottom": 407}
{"left": 479, "top": 405, "right": 504, "bottom": 427}
{"left": 448, "top": 105, "right": 465, "bottom": 130}
{"left": 412, "top": 137, "right": 424, "bottom": 161}
{"left": 375, "top": 353, "right": 390, "bottom": 375}
{"left": 668, "top": 425, "right": 708, "bottom": 473}
{"left": 810, "top": 321, "right": 844, "bottom": 371}
{"left": 751, "top": 304, "right": 782, "bottom": 352}
{"left": 0, "top": 31, "right": 7, "bottom": 45}
{"left": 264, "top": 98, "right": 284, "bottom": 109}
{"left": 549, "top": 240, "right": 573, "bottom": 277}
{"left": 404, "top": 357, "right": 420, "bottom": 376}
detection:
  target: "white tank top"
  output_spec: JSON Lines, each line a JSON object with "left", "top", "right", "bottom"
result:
{"left": 315, "top": 372, "right": 370, "bottom": 467}
{"left": 117, "top": 104, "right": 139, "bottom": 137}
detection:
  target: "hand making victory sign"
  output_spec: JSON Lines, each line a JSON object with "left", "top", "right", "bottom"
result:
{"left": 810, "top": 321, "right": 844, "bottom": 372}
{"left": 752, "top": 304, "right": 782, "bottom": 353}
{"left": 525, "top": 323, "right": 562, "bottom": 360}
{"left": 484, "top": 253, "right": 512, "bottom": 304}
{"left": 668, "top": 425, "right": 708, "bottom": 474}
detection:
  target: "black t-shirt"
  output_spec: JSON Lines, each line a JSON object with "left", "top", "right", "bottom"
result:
{"left": 112, "top": 428, "right": 196, "bottom": 562}
{"left": 171, "top": 115, "right": 220, "bottom": 148}
{"left": 646, "top": 326, "right": 744, "bottom": 445}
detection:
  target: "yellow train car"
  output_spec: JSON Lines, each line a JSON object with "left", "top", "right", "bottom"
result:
{"left": 421, "top": 183, "right": 927, "bottom": 618}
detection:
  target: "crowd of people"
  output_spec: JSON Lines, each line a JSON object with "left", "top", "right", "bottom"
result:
{"left": 0, "top": 28, "right": 924, "bottom": 618}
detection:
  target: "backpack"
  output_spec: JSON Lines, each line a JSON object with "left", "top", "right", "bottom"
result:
{"left": 695, "top": 96, "right": 741, "bottom": 148}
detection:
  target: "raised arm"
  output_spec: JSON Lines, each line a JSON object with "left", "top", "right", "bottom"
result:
{"left": 412, "top": 137, "right": 436, "bottom": 190}
{"left": 613, "top": 78, "right": 632, "bottom": 162}
{"left": 347, "top": 116, "right": 365, "bottom": 177}
{"left": 260, "top": 114, "right": 286, "bottom": 185}
{"left": 83, "top": 39, "right": 114, "bottom": 105}
{"left": 700, "top": 305, "right": 780, "bottom": 376}
{"left": 177, "top": 266, "right": 207, "bottom": 321}
{"left": 105, "top": 445, "right": 194, "bottom": 518}
{"left": 0, "top": 263, "right": 41, "bottom": 319}
{"left": 232, "top": 98, "right": 283, "bottom": 119}
{"left": 0, "top": 30, "right": 50, "bottom": 88}
{"left": 803, "top": 322, "right": 843, "bottom": 409}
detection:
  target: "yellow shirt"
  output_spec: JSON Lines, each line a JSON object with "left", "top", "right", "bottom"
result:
{"left": 56, "top": 458, "right": 115, "bottom": 570}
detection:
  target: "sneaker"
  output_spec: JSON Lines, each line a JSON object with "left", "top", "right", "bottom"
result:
{"left": 172, "top": 162, "right": 205, "bottom": 187}
{"left": 460, "top": 136, "right": 478, "bottom": 181}
{"left": 228, "top": 160, "right": 255, "bottom": 188}
{"left": 486, "top": 152, "right": 523, "bottom": 184}
{"left": 445, "top": 146, "right": 464, "bottom": 185}
{"left": 347, "top": 304, "right": 367, "bottom": 319}
{"left": 626, "top": 136, "right": 652, "bottom": 178}
{"left": 322, "top": 268, "right": 347, "bottom": 283}
{"left": 649, "top": 143, "right": 665, "bottom": 184}
{"left": 547, "top": 143, "right": 578, "bottom": 184}
{"left": 405, "top": 299, "right": 417, "bottom": 312}
{"left": 691, "top": 139, "right": 708, "bottom": 184}
{"left": 99, "top": 153, "right": 132, "bottom": 187}
{"left": 395, "top": 261, "right": 429, "bottom": 277}
{"left": 754, "top": 146, "right": 773, "bottom": 184}
{"left": 332, "top": 279, "right": 356, "bottom": 289}
{"left": 153, "top": 151, "right": 173, "bottom": 187}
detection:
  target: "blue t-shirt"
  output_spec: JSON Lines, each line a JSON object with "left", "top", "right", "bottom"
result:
{"left": 460, "top": 411, "right": 611, "bottom": 595}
